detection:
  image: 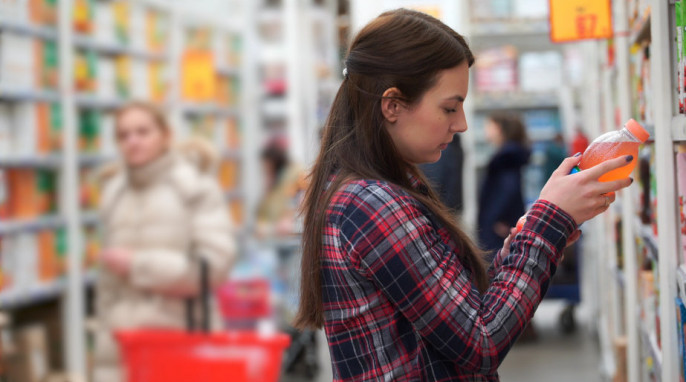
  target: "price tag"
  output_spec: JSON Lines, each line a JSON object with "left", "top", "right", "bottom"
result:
{"left": 549, "top": 0, "right": 612, "bottom": 43}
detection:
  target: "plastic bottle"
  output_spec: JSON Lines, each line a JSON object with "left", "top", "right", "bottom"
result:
{"left": 573, "top": 119, "right": 650, "bottom": 182}
{"left": 514, "top": 119, "right": 649, "bottom": 234}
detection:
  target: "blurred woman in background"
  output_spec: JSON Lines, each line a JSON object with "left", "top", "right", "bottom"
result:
{"left": 94, "top": 102, "right": 236, "bottom": 382}
{"left": 255, "top": 135, "right": 307, "bottom": 238}
{"left": 478, "top": 112, "right": 531, "bottom": 258}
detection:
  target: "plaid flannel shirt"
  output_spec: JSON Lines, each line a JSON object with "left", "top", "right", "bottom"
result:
{"left": 321, "top": 177, "right": 577, "bottom": 381}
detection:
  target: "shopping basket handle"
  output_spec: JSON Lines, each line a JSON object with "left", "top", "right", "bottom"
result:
{"left": 185, "top": 257, "right": 211, "bottom": 333}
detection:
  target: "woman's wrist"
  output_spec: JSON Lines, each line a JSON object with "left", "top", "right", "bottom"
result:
{"left": 521, "top": 200, "right": 578, "bottom": 254}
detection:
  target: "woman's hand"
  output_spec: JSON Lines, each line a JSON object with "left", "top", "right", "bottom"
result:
{"left": 101, "top": 248, "right": 133, "bottom": 276}
{"left": 539, "top": 154, "right": 634, "bottom": 225}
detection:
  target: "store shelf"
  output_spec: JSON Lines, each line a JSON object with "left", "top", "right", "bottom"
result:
{"left": 0, "top": 19, "right": 57, "bottom": 40}
{"left": 0, "top": 87, "right": 60, "bottom": 103}
{"left": 472, "top": 92, "right": 559, "bottom": 111}
{"left": 0, "top": 215, "right": 64, "bottom": 236}
{"left": 470, "top": 19, "right": 549, "bottom": 37}
{"left": 73, "top": 35, "right": 168, "bottom": 61}
{"left": 0, "top": 269, "right": 97, "bottom": 310}
{"left": 75, "top": 94, "right": 127, "bottom": 110}
{"left": 217, "top": 66, "right": 240, "bottom": 77}
{"left": 81, "top": 210, "right": 100, "bottom": 226}
{"left": 640, "top": 321, "right": 663, "bottom": 380}
{"left": 180, "top": 103, "right": 238, "bottom": 117}
{"left": 678, "top": 265, "right": 686, "bottom": 305}
{"left": 0, "top": 154, "right": 114, "bottom": 168}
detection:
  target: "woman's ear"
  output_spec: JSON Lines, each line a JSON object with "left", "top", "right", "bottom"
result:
{"left": 381, "top": 87, "right": 404, "bottom": 124}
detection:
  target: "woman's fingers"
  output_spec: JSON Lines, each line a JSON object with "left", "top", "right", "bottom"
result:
{"left": 553, "top": 154, "right": 582, "bottom": 177}
{"left": 584, "top": 155, "right": 633, "bottom": 180}
{"left": 596, "top": 177, "right": 633, "bottom": 195}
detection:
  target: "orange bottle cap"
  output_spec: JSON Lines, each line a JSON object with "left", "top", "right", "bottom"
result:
{"left": 626, "top": 119, "right": 650, "bottom": 142}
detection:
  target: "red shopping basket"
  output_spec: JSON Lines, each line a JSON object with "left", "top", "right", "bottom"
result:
{"left": 216, "top": 279, "right": 271, "bottom": 322}
{"left": 116, "top": 330, "right": 290, "bottom": 382}
{"left": 116, "top": 259, "right": 290, "bottom": 382}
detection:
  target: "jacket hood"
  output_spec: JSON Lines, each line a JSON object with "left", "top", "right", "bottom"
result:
{"left": 488, "top": 142, "right": 530, "bottom": 171}
{"left": 98, "top": 138, "right": 219, "bottom": 182}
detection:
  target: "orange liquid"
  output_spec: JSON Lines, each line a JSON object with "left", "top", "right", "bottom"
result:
{"left": 578, "top": 141, "right": 640, "bottom": 182}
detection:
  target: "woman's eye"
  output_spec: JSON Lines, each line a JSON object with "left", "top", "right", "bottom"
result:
{"left": 444, "top": 108, "right": 457, "bottom": 114}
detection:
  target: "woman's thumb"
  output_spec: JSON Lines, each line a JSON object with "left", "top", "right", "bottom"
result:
{"left": 553, "top": 153, "right": 582, "bottom": 177}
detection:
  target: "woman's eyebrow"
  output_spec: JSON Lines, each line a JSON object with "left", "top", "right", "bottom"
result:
{"left": 444, "top": 95, "right": 466, "bottom": 102}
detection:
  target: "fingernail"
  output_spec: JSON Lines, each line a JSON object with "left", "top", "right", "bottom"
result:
{"left": 626, "top": 155, "right": 634, "bottom": 162}
{"left": 574, "top": 152, "right": 581, "bottom": 157}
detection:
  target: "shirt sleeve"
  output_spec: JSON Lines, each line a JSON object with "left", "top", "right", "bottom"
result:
{"left": 338, "top": 184, "right": 576, "bottom": 374}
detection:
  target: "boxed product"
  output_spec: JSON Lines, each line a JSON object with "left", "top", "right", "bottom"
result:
{"left": 226, "top": 117, "right": 240, "bottom": 149}
{"left": 37, "top": 230, "right": 59, "bottom": 281}
{"left": 145, "top": 8, "right": 168, "bottom": 53}
{"left": 82, "top": 226, "right": 101, "bottom": 269}
{"left": 218, "top": 159, "right": 239, "bottom": 191}
{"left": 474, "top": 46, "right": 518, "bottom": 93}
{"left": 148, "top": 62, "right": 168, "bottom": 102}
{"left": 78, "top": 109, "right": 101, "bottom": 152}
{"left": 13, "top": 102, "right": 38, "bottom": 156}
{"left": 0, "top": 103, "right": 12, "bottom": 154}
{"left": 0, "top": 169, "right": 8, "bottom": 219}
{"left": 73, "top": 0, "right": 94, "bottom": 34}
{"left": 36, "top": 40, "right": 58, "bottom": 90}
{"left": 96, "top": 56, "right": 116, "bottom": 99}
{"left": 676, "top": 298, "right": 686, "bottom": 380}
{"left": 6, "top": 169, "right": 39, "bottom": 218}
{"left": 114, "top": 55, "right": 131, "bottom": 97}
{"left": 3, "top": 324, "right": 50, "bottom": 382}
{"left": 29, "top": 0, "right": 58, "bottom": 25}
{"left": 111, "top": 0, "right": 130, "bottom": 45}
{"left": 74, "top": 50, "right": 97, "bottom": 92}
{"left": 0, "top": 33, "right": 36, "bottom": 90}
{"left": 130, "top": 59, "right": 149, "bottom": 100}
{"left": 129, "top": 3, "right": 146, "bottom": 50}
{"left": 677, "top": 145, "right": 686, "bottom": 262}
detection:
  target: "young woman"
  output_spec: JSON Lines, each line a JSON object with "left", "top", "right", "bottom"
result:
{"left": 93, "top": 102, "right": 236, "bottom": 382}
{"left": 295, "top": 9, "right": 632, "bottom": 381}
{"left": 478, "top": 113, "right": 531, "bottom": 256}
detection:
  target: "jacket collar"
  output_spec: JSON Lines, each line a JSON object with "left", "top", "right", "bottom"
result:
{"left": 127, "top": 151, "right": 175, "bottom": 188}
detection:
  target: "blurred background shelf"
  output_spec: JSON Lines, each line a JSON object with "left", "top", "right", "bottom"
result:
{"left": 0, "top": 19, "right": 57, "bottom": 40}
{"left": 0, "top": 87, "right": 60, "bottom": 103}
{"left": 0, "top": 270, "right": 97, "bottom": 310}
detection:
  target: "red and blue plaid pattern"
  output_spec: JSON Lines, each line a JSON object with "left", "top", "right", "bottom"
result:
{"left": 321, "top": 177, "right": 577, "bottom": 381}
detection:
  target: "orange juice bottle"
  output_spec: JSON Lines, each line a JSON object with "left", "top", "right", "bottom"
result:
{"left": 514, "top": 119, "right": 649, "bottom": 234}
{"left": 575, "top": 119, "right": 650, "bottom": 182}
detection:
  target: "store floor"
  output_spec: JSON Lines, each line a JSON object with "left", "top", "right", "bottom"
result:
{"left": 299, "top": 301, "right": 600, "bottom": 382}
{"left": 499, "top": 301, "right": 601, "bottom": 382}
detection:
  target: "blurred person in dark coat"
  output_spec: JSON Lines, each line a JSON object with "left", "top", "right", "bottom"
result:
{"left": 478, "top": 112, "right": 530, "bottom": 258}
{"left": 544, "top": 133, "right": 568, "bottom": 181}
{"left": 419, "top": 134, "right": 464, "bottom": 214}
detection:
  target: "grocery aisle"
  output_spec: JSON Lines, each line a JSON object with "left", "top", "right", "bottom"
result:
{"left": 499, "top": 302, "right": 601, "bottom": 382}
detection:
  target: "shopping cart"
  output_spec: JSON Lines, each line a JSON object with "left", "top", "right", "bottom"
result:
{"left": 116, "top": 261, "right": 290, "bottom": 382}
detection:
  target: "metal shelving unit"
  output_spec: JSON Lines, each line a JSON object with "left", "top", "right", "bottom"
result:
{"left": 591, "top": 0, "right": 681, "bottom": 381}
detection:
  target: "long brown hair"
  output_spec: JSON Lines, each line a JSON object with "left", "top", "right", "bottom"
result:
{"left": 294, "top": 9, "right": 488, "bottom": 330}
{"left": 488, "top": 112, "right": 529, "bottom": 147}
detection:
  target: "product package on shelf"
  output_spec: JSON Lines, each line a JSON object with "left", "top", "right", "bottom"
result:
{"left": 82, "top": 226, "right": 100, "bottom": 269}
{"left": 148, "top": 62, "right": 168, "bottom": 103}
{"left": 96, "top": 56, "right": 116, "bottom": 100}
{"left": 218, "top": 159, "right": 239, "bottom": 192}
{"left": 36, "top": 40, "right": 58, "bottom": 90}
{"left": 215, "top": 76, "right": 239, "bottom": 106}
{"left": 676, "top": 1, "right": 683, "bottom": 114}
{"left": 0, "top": 33, "right": 37, "bottom": 91}
{"left": 630, "top": 43, "right": 653, "bottom": 126}
{"left": 112, "top": 0, "right": 131, "bottom": 45}
{"left": 0, "top": 169, "right": 8, "bottom": 219}
{"left": 78, "top": 109, "right": 100, "bottom": 153}
{"left": 74, "top": 50, "right": 97, "bottom": 93}
{"left": 678, "top": 145, "right": 686, "bottom": 263}
{"left": 130, "top": 59, "right": 149, "bottom": 100}
{"left": 226, "top": 117, "right": 241, "bottom": 149}
{"left": 145, "top": 8, "right": 169, "bottom": 53}
{"left": 37, "top": 230, "right": 60, "bottom": 282}
{"left": 186, "top": 115, "right": 217, "bottom": 142}
{"left": 114, "top": 56, "right": 131, "bottom": 98}
{"left": 73, "top": 0, "right": 94, "bottom": 34}
{"left": 676, "top": 298, "right": 686, "bottom": 381}
{"left": 474, "top": 45, "right": 518, "bottom": 94}
{"left": 79, "top": 166, "right": 100, "bottom": 211}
